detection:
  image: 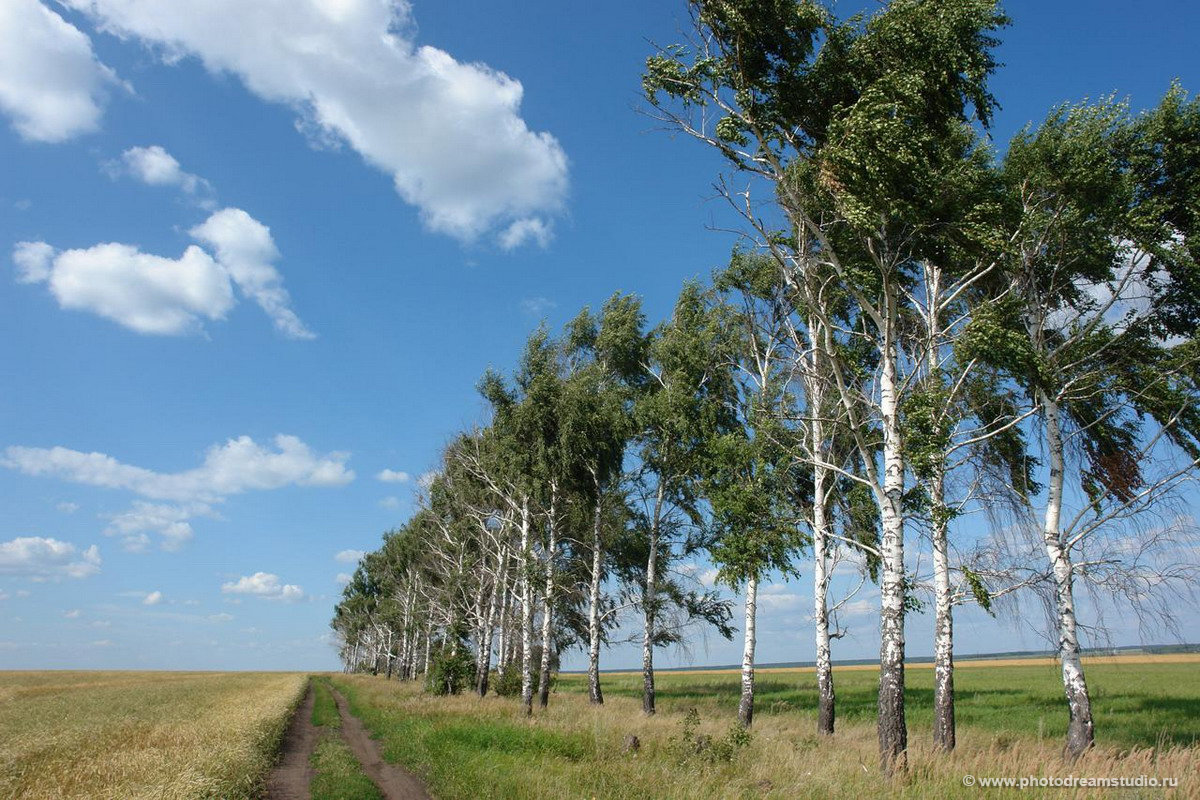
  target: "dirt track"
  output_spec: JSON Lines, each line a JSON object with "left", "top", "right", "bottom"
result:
{"left": 266, "top": 684, "right": 317, "bottom": 800}
{"left": 267, "top": 680, "right": 431, "bottom": 800}
{"left": 331, "top": 685, "right": 431, "bottom": 800}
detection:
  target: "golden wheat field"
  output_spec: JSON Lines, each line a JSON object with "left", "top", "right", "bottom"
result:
{"left": 0, "top": 671, "right": 306, "bottom": 800}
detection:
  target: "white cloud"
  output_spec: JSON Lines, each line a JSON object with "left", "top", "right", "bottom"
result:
{"left": 500, "top": 218, "right": 553, "bottom": 251}
{"left": 334, "top": 549, "right": 364, "bottom": 564}
{"left": 0, "top": 537, "right": 101, "bottom": 579}
{"left": 208, "top": 612, "right": 234, "bottom": 622}
{"left": 105, "top": 501, "right": 207, "bottom": 552}
{"left": 114, "top": 145, "right": 215, "bottom": 205}
{"left": 142, "top": 590, "right": 162, "bottom": 606}
{"left": 379, "top": 495, "right": 400, "bottom": 509}
{"left": 56, "top": 501, "right": 79, "bottom": 514}
{"left": 64, "top": 608, "right": 82, "bottom": 618}
{"left": 0, "top": 0, "right": 121, "bottom": 142}
{"left": 63, "top": 0, "right": 568, "bottom": 242}
{"left": 3, "top": 434, "right": 352, "bottom": 550}
{"left": 375, "top": 468, "right": 409, "bottom": 483}
{"left": 335, "top": 572, "right": 352, "bottom": 586}
{"left": 13, "top": 207, "right": 312, "bottom": 338}
{"left": 221, "top": 572, "right": 304, "bottom": 602}
{"left": 4, "top": 435, "right": 352, "bottom": 502}
{"left": 13, "top": 239, "right": 234, "bottom": 335}
{"left": 0, "top": 591, "right": 8, "bottom": 601}
{"left": 190, "top": 208, "right": 314, "bottom": 339}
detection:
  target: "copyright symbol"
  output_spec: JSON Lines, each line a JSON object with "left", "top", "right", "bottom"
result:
{"left": 963, "top": 775, "right": 976, "bottom": 787}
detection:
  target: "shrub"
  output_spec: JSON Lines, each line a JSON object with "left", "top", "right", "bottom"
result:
{"left": 427, "top": 649, "right": 476, "bottom": 696}
{"left": 490, "top": 668, "right": 523, "bottom": 697}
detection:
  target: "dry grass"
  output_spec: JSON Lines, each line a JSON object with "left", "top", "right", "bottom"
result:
{"left": 0, "top": 671, "right": 306, "bottom": 800}
{"left": 334, "top": 671, "right": 1200, "bottom": 799}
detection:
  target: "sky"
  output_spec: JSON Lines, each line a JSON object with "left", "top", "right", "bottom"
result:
{"left": 0, "top": 0, "right": 1197, "bottom": 672}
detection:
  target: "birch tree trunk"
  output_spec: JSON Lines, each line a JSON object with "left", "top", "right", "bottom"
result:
{"left": 737, "top": 574, "right": 758, "bottom": 728}
{"left": 812, "top": 458, "right": 835, "bottom": 736}
{"left": 877, "top": 307, "right": 908, "bottom": 774}
{"left": 808, "top": 354, "right": 836, "bottom": 737}
{"left": 520, "top": 497, "right": 535, "bottom": 717}
{"left": 478, "top": 545, "right": 506, "bottom": 697}
{"left": 496, "top": 584, "right": 510, "bottom": 678}
{"left": 587, "top": 490, "right": 605, "bottom": 704}
{"left": 538, "top": 484, "right": 559, "bottom": 709}
{"left": 931, "top": 467, "right": 955, "bottom": 751}
{"left": 642, "top": 483, "right": 665, "bottom": 716}
{"left": 1041, "top": 392, "right": 1095, "bottom": 760}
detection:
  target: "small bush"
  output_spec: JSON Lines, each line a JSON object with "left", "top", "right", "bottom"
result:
{"left": 427, "top": 649, "right": 476, "bottom": 696}
{"left": 670, "top": 708, "right": 752, "bottom": 765}
{"left": 490, "top": 668, "right": 522, "bottom": 697}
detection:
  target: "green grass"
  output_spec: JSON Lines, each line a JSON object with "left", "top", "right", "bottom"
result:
{"left": 310, "top": 735, "right": 383, "bottom": 800}
{"left": 312, "top": 678, "right": 341, "bottom": 728}
{"left": 328, "top": 657, "right": 1200, "bottom": 800}
{"left": 307, "top": 676, "right": 384, "bottom": 800}
{"left": 573, "top": 660, "right": 1200, "bottom": 749}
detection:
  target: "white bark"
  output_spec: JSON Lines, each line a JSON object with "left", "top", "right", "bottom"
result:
{"left": 737, "top": 574, "right": 758, "bottom": 728}
{"left": 1041, "top": 391, "right": 1095, "bottom": 759}
{"left": 877, "top": 317, "right": 908, "bottom": 773}
{"left": 587, "top": 489, "right": 605, "bottom": 704}
{"left": 519, "top": 497, "right": 535, "bottom": 716}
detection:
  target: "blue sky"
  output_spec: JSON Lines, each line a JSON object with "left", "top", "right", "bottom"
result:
{"left": 0, "top": 0, "right": 1196, "bottom": 672}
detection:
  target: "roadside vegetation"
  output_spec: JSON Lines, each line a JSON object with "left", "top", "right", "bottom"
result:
{"left": 333, "top": 659, "right": 1199, "bottom": 799}
{"left": 0, "top": 671, "right": 305, "bottom": 800}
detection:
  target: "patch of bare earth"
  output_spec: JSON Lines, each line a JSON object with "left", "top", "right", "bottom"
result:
{"left": 266, "top": 683, "right": 318, "bottom": 800}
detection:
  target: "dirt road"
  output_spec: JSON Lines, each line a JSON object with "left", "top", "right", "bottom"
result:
{"left": 267, "top": 679, "right": 431, "bottom": 800}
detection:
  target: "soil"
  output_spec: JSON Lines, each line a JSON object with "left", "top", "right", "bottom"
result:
{"left": 266, "top": 680, "right": 432, "bottom": 800}
{"left": 266, "top": 684, "right": 318, "bottom": 800}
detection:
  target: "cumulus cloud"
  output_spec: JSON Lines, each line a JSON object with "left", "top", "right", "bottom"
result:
{"left": 62, "top": 0, "right": 568, "bottom": 243}
{"left": 113, "top": 145, "right": 215, "bottom": 205}
{"left": 335, "top": 572, "right": 352, "bottom": 586}
{"left": 3, "top": 434, "right": 353, "bottom": 550}
{"left": 56, "top": 501, "right": 79, "bottom": 514}
{"left": 13, "top": 239, "right": 234, "bottom": 335}
{"left": 64, "top": 608, "right": 82, "bottom": 618}
{"left": 190, "top": 208, "right": 314, "bottom": 339}
{"left": 142, "top": 590, "right": 162, "bottom": 606}
{"left": 334, "top": 549, "right": 364, "bottom": 564}
{"left": 0, "top": 0, "right": 121, "bottom": 142}
{"left": 379, "top": 495, "right": 400, "bottom": 509}
{"left": 221, "top": 572, "right": 304, "bottom": 602}
{"left": 375, "top": 468, "right": 409, "bottom": 483}
{"left": 0, "top": 536, "right": 101, "bottom": 579}
{"left": 105, "top": 501, "right": 208, "bottom": 552}
{"left": 13, "top": 206, "right": 313, "bottom": 338}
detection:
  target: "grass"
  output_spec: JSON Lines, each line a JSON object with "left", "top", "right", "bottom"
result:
{"left": 309, "top": 676, "right": 383, "bottom": 800}
{"left": 329, "top": 654, "right": 1200, "bottom": 799}
{"left": 0, "top": 670, "right": 306, "bottom": 800}
{"left": 586, "top": 657, "right": 1200, "bottom": 749}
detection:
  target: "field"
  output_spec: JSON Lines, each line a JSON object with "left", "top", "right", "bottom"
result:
{"left": 331, "top": 654, "right": 1200, "bottom": 799}
{"left": 2, "top": 657, "right": 1196, "bottom": 799}
{"left": 0, "top": 671, "right": 306, "bottom": 800}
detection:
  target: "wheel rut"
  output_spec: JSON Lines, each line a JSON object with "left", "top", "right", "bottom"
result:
{"left": 266, "top": 683, "right": 318, "bottom": 800}
{"left": 329, "top": 684, "right": 432, "bottom": 800}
